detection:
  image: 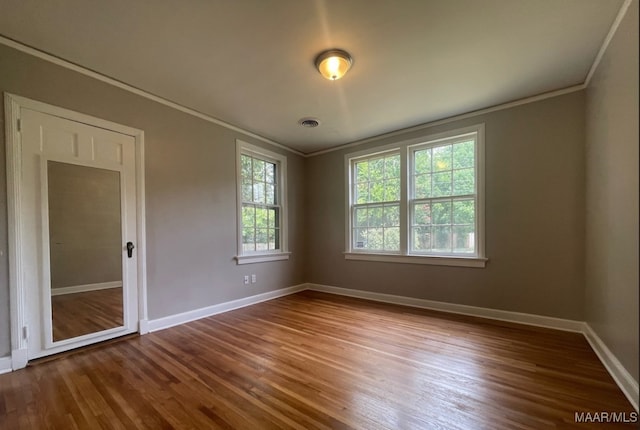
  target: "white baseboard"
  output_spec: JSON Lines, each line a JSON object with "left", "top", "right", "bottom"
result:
{"left": 51, "top": 281, "right": 122, "bottom": 296}
{"left": 583, "top": 323, "right": 639, "bottom": 411}
{"left": 0, "top": 356, "right": 12, "bottom": 374}
{"left": 147, "top": 284, "right": 308, "bottom": 332}
{"left": 307, "top": 283, "right": 584, "bottom": 332}
{"left": 11, "top": 347, "right": 28, "bottom": 371}
{"left": 138, "top": 319, "right": 150, "bottom": 335}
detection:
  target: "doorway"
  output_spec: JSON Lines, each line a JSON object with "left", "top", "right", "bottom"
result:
{"left": 5, "top": 94, "right": 148, "bottom": 368}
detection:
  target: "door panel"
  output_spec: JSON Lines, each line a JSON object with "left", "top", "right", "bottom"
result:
{"left": 21, "top": 108, "right": 138, "bottom": 359}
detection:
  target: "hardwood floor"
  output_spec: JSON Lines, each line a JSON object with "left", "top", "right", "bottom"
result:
{"left": 51, "top": 287, "right": 123, "bottom": 341}
{"left": 0, "top": 291, "right": 635, "bottom": 429}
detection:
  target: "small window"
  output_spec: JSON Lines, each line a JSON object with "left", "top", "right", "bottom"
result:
{"left": 345, "top": 124, "right": 486, "bottom": 268}
{"left": 236, "top": 140, "right": 289, "bottom": 264}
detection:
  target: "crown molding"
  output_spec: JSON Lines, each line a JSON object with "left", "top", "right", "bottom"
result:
{"left": 0, "top": 35, "right": 304, "bottom": 157}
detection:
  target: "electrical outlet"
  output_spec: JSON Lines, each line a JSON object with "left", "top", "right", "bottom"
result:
{"left": 251, "top": 274, "right": 257, "bottom": 284}
{"left": 243, "top": 275, "right": 249, "bottom": 285}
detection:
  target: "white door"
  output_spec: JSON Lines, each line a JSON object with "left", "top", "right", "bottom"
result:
{"left": 20, "top": 107, "right": 139, "bottom": 359}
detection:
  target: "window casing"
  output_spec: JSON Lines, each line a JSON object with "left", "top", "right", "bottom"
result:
{"left": 345, "top": 125, "right": 486, "bottom": 267}
{"left": 236, "top": 140, "right": 289, "bottom": 264}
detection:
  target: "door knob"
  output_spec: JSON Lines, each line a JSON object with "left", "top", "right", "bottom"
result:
{"left": 126, "top": 241, "right": 135, "bottom": 258}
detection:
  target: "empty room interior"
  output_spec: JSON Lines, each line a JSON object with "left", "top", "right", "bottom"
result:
{"left": 0, "top": 0, "right": 638, "bottom": 428}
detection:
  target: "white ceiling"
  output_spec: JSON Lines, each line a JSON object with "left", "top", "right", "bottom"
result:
{"left": 0, "top": 0, "right": 624, "bottom": 154}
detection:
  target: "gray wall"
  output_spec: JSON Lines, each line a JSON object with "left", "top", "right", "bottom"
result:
{"left": 585, "top": 0, "right": 639, "bottom": 382}
{"left": 48, "top": 162, "right": 122, "bottom": 289}
{"left": 0, "top": 43, "right": 306, "bottom": 357}
{"left": 306, "top": 92, "right": 586, "bottom": 320}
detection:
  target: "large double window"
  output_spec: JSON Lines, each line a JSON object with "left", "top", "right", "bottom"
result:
{"left": 346, "top": 125, "right": 486, "bottom": 267}
{"left": 235, "top": 140, "right": 289, "bottom": 264}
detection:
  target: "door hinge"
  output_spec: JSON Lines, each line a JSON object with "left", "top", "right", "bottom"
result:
{"left": 16, "top": 118, "right": 21, "bottom": 132}
{"left": 22, "top": 325, "right": 28, "bottom": 340}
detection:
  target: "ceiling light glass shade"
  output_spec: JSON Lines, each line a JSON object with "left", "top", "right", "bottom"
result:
{"left": 315, "top": 49, "right": 352, "bottom": 80}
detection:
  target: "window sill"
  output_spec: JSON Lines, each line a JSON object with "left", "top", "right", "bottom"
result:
{"left": 344, "top": 252, "right": 487, "bottom": 268}
{"left": 235, "top": 252, "right": 291, "bottom": 265}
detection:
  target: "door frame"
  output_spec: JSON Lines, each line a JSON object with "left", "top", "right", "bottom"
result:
{"left": 4, "top": 93, "right": 149, "bottom": 370}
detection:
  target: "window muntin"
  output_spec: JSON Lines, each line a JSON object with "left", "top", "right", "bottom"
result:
{"left": 351, "top": 152, "right": 401, "bottom": 252}
{"left": 236, "top": 140, "right": 288, "bottom": 263}
{"left": 346, "top": 125, "right": 484, "bottom": 263}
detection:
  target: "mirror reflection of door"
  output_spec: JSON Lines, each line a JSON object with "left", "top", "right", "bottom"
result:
{"left": 47, "top": 161, "right": 124, "bottom": 342}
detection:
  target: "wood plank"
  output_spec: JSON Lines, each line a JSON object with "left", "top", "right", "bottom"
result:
{"left": 0, "top": 291, "right": 635, "bottom": 429}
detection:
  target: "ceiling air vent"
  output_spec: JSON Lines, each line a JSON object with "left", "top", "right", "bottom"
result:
{"left": 299, "top": 118, "right": 320, "bottom": 128}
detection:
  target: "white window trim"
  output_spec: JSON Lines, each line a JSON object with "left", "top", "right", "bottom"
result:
{"left": 235, "top": 140, "right": 289, "bottom": 265}
{"left": 344, "top": 124, "right": 486, "bottom": 268}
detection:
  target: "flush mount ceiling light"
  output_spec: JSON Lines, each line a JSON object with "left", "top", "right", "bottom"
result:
{"left": 315, "top": 49, "right": 353, "bottom": 81}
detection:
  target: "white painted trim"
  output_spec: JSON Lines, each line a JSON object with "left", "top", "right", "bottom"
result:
{"left": 307, "top": 284, "right": 584, "bottom": 332}
{"left": 583, "top": 323, "right": 639, "bottom": 412}
{"left": 0, "top": 36, "right": 303, "bottom": 157}
{"left": 136, "top": 130, "right": 149, "bottom": 333}
{"left": 50, "top": 281, "right": 123, "bottom": 296}
{"left": 307, "top": 85, "right": 585, "bottom": 157}
{"left": 235, "top": 140, "right": 289, "bottom": 261}
{"left": 235, "top": 252, "right": 291, "bottom": 265}
{"left": 344, "top": 252, "right": 487, "bottom": 268}
{"left": 147, "top": 284, "right": 307, "bottom": 332}
{"left": 585, "top": 0, "right": 634, "bottom": 87}
{"left": 11, "top": 348, "right": 27, "bottom": 371}
{"left": 4, "top": 93, "right": 148, "bottom": 368}
{"left": 344, "top": 124, "right": 486, "bottom": 264}
{"left": 4, "top": 94, "right": 28, "bottom": 363}
{"left": 0, "top": 356, "right": 12, "bottom": 374}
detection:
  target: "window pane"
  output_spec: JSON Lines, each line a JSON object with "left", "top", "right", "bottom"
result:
{"left": 242, "top": 228, "right": 255, "bottom": 252}
{"left": 256, "top": 229, "right": 268, "bottom": 251}
{"left": 355, "top": 161, "right": 369, "bottom": 183}
{"left": 367, "top": 228, "right": 384, "bottom": 250}
{"left": 432, "top": 226, "right": 452, "bottom": 252}
{"left": 432, "top": 201, "right": 452, "bottom": 225}
{"left": 385, "top": 155, "right": 401, "bottom": 178}
{"left": 414, "top": 174, "right": 431, "bottom": 199}
{"left": 369, "top": 181, "right": 385, "bottom": 203}
{"left": 265, "top": 162, "right": 275, "bottom": 184}
{"left": 384, "top": 227, "right": 400, "bottom": 251}
{"left": 370, "top": 158, "right": 384, "bottom": 181}
{"left": 356, "top": 183, "right": 369, "bottom": 204}
{"left": 383, "top": 205, "right": 400, "bottom": 227}
{"left": 266, "top": 184, "right": 275, "bottom": 205}
{"left": 255, "top": 207, "right": 268, "bottom": 228}
{"left": 453, "top": 225, "right": 474, "bottom": 253}
{"left": 242, "top": 184, "right": 252, "bottom": 202}
{"left": 413, "top": 203, "right": 431, "bottom": 226}
{"left": 368, "top": 207, "right": 384, "bottom": 228}
{"left": 433, "top": 145, "right": 452, "bottom": 171}
{"left": 267, "top": 208, "right": 277, "bottom": 229}
{"left": 412, "top": 226, "right": 431, "bottom": 251}
{"left": 453, "top": 140, "right": 474, "bottom": 169}
{"left": 241, "top": 155, "right": 252, "bottom": 182}
{"left": 253, "top": 159, "right": 265, "bottom": 182}
{"left": 453, "top": 168, "right": 474, "bottom": 195}
{"left": 253, "top": 183, "right": 265, "bottom": 204}
{"left": 453, "top": 200, "right": 475, "bottom": 225}
{"left": 242, "top": 205, "right": 255, "bottom": 228}
{"left": 354, "top": 228, "right": 367, "bottom": 249}
{"left": 355, "top": 207, "right": 368, "bottom": 228}
{"left": 268, "top": 229, "right": 276, "bottom": 250}
{"left": 414, "top": 149, "right": 431, "bottom": 174}
{"left": 384, "top": 179, "right": 400, "bottom": 201}
{"left": 432, "top": 171, "right": 452, "bottom": 197}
